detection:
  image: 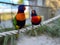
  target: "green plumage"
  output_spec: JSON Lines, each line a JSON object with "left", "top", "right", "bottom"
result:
{"left": 13, "top": 17, "right": 19, "bottom": 39}
{"left": 13, "top": 17, "right": 17, "bottom": 29}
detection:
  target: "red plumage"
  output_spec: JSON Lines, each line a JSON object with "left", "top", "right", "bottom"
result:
{"left": 31, "top": 16, "right": 41, "bottom": 25}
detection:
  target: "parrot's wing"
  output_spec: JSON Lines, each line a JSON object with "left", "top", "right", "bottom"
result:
{"left": 13, "top": 17, "right": 20, "bottom": 29}
{"left": 13, "top": 17, "right": 17, "bottom": 27}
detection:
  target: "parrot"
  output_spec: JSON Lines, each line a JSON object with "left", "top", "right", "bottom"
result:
{"left": 13, "top": 4, "right": 26, "bottom": 29}
{"left": 13, "top": 4, "right": 26, "bottom": 39}
{"left": 31, "top": 10, "right": 42, "bottom": 25}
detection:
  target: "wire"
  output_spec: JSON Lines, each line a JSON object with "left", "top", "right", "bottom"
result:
{"left": 0, "top": 1, "right": 51, "bottom": 8}
{"left": 0, "top": 1, "right": 18, "bottom": 5}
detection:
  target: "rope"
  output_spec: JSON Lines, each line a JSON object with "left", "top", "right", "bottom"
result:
{"left": 0, "top": 15, "right": 60, "bottom": 37}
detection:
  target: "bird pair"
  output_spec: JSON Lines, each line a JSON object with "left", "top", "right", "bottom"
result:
{"left": 13, "top": 5, "right": 42, "bottom": 29}
{"left": 13, "top": 4, "right": 42, "bottom": 39}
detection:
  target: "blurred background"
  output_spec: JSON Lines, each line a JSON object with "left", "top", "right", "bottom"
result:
{"left": 0, "top": 0, "right": 60, "bottom": 29}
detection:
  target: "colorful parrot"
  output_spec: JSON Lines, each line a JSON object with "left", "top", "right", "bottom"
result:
{"left": 31, "top": 10, "right": 41, "bottom": 25}
{"left": 13, "top": 5, "right": 26, "bottom": 29}
{"left": 13, "top": 5, "right": 26, "bottom": 39}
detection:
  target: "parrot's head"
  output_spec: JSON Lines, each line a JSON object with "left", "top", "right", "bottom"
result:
{"left": 31, "top": 10, "right": 37, "bottom": 17}
{"left": 18, "top": 5, "right": 26, "bottom": 13}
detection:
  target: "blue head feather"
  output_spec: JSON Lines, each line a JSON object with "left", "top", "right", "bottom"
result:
{"left": 18, "top": 5, "right": 25, "bottom": 13}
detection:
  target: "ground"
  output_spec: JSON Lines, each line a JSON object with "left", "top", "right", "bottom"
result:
{"left": 17, "top": 34, "right": 60, "bottom": 45}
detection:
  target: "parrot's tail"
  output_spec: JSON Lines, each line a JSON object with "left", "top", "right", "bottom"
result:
{"left": 16, "top": 20, "right": 26, "bottom": 29}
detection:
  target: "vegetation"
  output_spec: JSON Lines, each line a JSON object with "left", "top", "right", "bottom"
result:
{"left": 0, "top": 18, "right": 60, "bottom": 45}
{"left": 25, "top": 18, "right": 60, "bottom": 37}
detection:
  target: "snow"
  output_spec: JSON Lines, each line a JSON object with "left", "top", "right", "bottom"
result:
{"left": 17, "top": 34, "right": 60, "bottom": 45}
